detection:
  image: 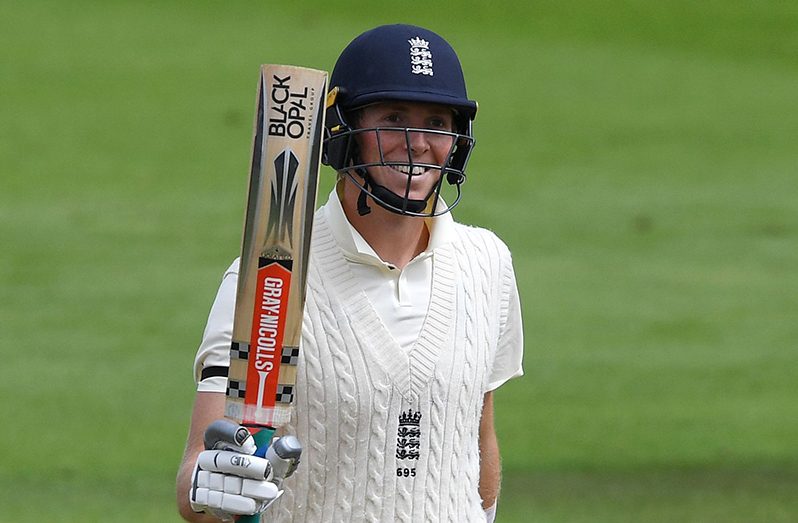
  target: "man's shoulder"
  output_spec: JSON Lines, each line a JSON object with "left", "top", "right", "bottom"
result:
{"left": 449, "top": 222, "right": 511, "bottom": 257}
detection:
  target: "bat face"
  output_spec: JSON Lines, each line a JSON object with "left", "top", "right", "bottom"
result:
{"left": 226, "top": 258, "right": 292, "bottom": 421}
{"left": 225, "top": 65, "right": 327, "bottom": 432}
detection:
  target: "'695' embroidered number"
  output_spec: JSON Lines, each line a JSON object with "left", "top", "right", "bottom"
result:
{"left": 397, "top": 467, "right": 416, "bottom": 477}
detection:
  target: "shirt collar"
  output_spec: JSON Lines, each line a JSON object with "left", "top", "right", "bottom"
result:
{"left": 323, "top": 184, "right": 456, "bottom": 265}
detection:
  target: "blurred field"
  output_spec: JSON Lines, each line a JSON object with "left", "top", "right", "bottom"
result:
{"left": 1, "top": 1, "right": 797, "bottom": 521}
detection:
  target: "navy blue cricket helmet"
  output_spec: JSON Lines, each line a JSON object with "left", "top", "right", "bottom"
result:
{"left": 322, "top": 24, "right": 478, "bottom": 217}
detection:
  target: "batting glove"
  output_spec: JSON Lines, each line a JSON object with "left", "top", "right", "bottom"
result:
{"left": 189, "top": 420, "right": 300, "bottom": 521}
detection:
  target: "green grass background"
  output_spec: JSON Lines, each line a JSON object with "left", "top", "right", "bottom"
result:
{"left": 2, "top": 1, "right": 797, "bottom": 521}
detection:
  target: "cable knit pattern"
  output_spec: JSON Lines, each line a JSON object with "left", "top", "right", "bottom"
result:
{"left": 423, "top": 369, "right": 448, "bottom": 521}
{"left": 266, "top": 212, "right": 512, "bottom": 522}
{"left": 326, "top": 311, "right": 358, "bottom": 521}
{"left": 449, "top": 234, "right": 476, "bottom": 521}
{"left": 462, "top": 228, "right": 497, "bottom": 518}
{"left": 310, "top": 225, "right": 361, "bottom": 521}
{"left": 394, "top": 455, "right": 413, "bottom": 523}
{"left": 364, "top": 375, "right": 390, "bottom": 522}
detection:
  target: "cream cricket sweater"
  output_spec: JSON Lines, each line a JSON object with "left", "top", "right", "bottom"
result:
{"left": 264, "top": 209, "right": 520, "bottom": 523}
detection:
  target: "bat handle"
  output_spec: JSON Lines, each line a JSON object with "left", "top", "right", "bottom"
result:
{"left": 250, "top": 427, "right": 276, "bottom": 458}
{"left": 237, "top": 428, "right": 275, "bottom": 523}
{"left": 237, "top": 430, "right": 303, "bottom": 522}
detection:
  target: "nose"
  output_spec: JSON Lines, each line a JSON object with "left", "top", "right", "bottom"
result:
{"left": 406, "top": 130, "right": 430, "bottom": 157}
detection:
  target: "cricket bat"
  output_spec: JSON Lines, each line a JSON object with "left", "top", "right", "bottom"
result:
{"left": 224, "top": 65, "right": 327, "bottom": 518}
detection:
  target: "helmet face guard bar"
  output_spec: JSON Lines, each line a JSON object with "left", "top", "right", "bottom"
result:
{"left": 324, "top": 124, "right": 475, "bottom": 217}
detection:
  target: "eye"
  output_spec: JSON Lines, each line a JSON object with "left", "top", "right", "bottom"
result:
{"left": 383, "top": 112, "right": 403, "bottom": 125}
{"left": 427, "top": 115, "right": 452, "bottom": 130}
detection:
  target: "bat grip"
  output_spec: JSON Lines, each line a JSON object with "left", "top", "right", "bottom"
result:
{"left": 250, "top": 428, "right": 276, "bottom": 458}
{"left": 237, "top": 428, "right": 275, "bottom": 523}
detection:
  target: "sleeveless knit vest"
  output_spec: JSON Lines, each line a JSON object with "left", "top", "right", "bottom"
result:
{"left": 267, "top": 210, "right": 514, "bottom": 522}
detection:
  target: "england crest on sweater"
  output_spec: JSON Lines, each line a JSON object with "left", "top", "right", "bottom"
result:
{"left": 396, "top": 408, "right": 422, "bottom": 477}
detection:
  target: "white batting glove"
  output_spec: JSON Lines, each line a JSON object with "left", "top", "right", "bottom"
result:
{"left": 189, "top": 420, "right": 295, "bottom": 521}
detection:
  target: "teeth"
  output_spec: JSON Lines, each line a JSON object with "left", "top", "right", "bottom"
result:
{"left": 394, "top": 165, "right": 427, "bottom": 175}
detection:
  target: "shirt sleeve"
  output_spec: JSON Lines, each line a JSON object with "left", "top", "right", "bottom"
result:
{"left": 193, "top": 259, "right": 240, "bottom": 393}
{"left": 486, "top": 253, "right": 524, "bottom": 391}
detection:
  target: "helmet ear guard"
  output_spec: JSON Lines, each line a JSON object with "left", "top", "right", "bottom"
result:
{"left": 321, "top": 87, "right": 353, "bottom": 171}
{"left": 444, "top": 119, "right": 474, "bottom": 186}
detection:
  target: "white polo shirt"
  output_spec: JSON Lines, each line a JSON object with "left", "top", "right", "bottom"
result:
{"left": 323, "top": 187, "right": 447, "bottom": 352}
{"left": 195, "top": 189, "right": 524, "bottom": 392}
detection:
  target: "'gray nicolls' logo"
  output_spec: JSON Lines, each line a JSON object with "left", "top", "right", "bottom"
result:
{"left": 408, "top": 37, "right": 433, "bottom": 76}
{"left": 266, "top": 148, "right": 299, "bottom": 248}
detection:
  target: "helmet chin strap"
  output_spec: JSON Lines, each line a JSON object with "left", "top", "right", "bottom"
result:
{"left": 357, "top": 169, "right": 371, "bottom": 216}
{"left": 354, "top": 168, "right": 428, "bottom": 216}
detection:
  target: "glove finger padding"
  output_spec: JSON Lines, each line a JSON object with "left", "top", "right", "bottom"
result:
{"left": 190, "top": 447, "right": 281, "bottom": 517}
{"left": 192, "top": 469, "right": 281, "bottom": 514}
{"left": 197, "top": 449, "right": 273, "bottom": 480}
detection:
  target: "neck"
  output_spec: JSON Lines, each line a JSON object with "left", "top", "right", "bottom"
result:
{"left": 341, "top": 179, "right": 429, "bottom": 269}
